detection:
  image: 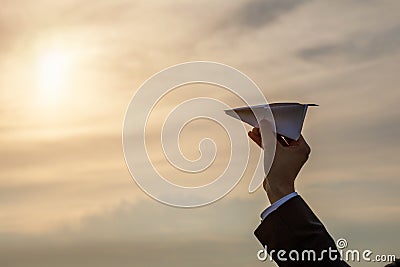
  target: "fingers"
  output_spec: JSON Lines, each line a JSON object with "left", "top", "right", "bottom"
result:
{"left": 285, "top": 135, "right": 311, "bottom": 155}
{"left": 298, "top": 135, "right": 311, "bottom": 155}
{"left": 259, "top": 120, "right": 276, "bottom": 151}
{"left": 283, "top": 135, "right": 304, "bottom": 147}
{"left": 246, "top": 121, "right": 311, "bottom": 155}
{"left": 248, "top": 129, "right": 262, "bottom": 148}
{"left": 252, "top": 127, "right": 260, "bottom": 136}
{"left": 288, "top": 138, "right": 300, "bottom": 146}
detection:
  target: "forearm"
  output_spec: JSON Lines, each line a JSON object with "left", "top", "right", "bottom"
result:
{"left": 255, "top": 196, "right": 350, "bottom": 267}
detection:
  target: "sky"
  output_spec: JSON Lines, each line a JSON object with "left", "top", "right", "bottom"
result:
{"left": 1, "top": 0, "right": 399, "bottom": 266}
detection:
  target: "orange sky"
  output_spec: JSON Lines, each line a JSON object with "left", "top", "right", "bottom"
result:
{"left": 1, "top": 1, "right": 399, "bottom": 266}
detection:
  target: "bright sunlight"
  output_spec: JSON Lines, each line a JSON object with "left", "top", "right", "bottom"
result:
{"left": 36, "top": 49, "right": 72, "bottom": 105}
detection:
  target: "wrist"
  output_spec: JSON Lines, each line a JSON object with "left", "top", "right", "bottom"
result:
{"left": 265, "top": 179, "right": 295, "bottom": 204}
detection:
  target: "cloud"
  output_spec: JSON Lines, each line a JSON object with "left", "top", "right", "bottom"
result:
{"left": 0, "top": 195, "right": 267, "bottom": 267}
{"left": 232, "top": 0, "right": 311, "bottom": 28}
{"left": 0, "top": 238, "right": 260, "bottom": 267}
{"left": 1, "top": 195, "right": 398, "bottom": 267}
{"left": 297, "top": 25, "right": 400, "bottom": 64}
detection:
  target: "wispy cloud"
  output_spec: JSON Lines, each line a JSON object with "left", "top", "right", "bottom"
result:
{"left": 228, "top": 0, "right": 311, "bottom": 29}
{"left": 298, "top": 25, "right": 400, "bottom": 64}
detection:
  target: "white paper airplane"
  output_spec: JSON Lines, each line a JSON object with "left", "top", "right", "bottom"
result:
{"left": 225, "top": 103, "right": 317, "bottom": 140}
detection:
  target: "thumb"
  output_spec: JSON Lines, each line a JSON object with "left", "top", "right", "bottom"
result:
{"left": 258, "top": 119, "right": 276, "bottom": 151}
{"left": 259, "top": 119, "right": 277, "bottom": 178}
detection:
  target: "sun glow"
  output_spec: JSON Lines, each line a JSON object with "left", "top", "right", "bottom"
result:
{"left": 36, "top": 49, "right": 72, "bottom": 106}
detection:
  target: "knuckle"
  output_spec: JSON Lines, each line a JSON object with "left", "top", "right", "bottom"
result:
{"left": 300, "top": 144, "right": 311, "bottom": 160}
{"left": 303, "top": 142, "right": 311, "bottom": 154}
{"left": 306, "top": 145, "right": 311, "bottom": 155}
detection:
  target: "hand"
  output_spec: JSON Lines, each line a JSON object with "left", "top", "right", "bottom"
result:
{"left": 248, "top": 121, "right": 311, "bottom": 203}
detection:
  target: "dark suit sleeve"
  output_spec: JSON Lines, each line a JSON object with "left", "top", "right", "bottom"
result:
{"left": 254, "top": 195, "right": 350, "bottom": 267}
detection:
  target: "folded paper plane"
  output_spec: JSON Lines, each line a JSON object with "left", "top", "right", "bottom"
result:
{"left": 225, "top": 103, "right": 317, "bottom": 140}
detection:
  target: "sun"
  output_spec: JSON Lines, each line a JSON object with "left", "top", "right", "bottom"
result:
{"left": 36, "top": 49, "right": 71, "bottom": 105}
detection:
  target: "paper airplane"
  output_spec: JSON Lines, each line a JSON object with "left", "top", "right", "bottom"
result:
{"left": 225, "top": 103, "right": 317, "bottom": 140}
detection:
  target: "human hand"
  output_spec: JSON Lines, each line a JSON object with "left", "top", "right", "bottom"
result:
{"left": 248, "top": 121, "right": 311, "bottom": 203}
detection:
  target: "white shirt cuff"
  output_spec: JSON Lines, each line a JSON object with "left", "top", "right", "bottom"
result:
{"left": 260, "top": 192, "right": 298, "bottom": 220}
